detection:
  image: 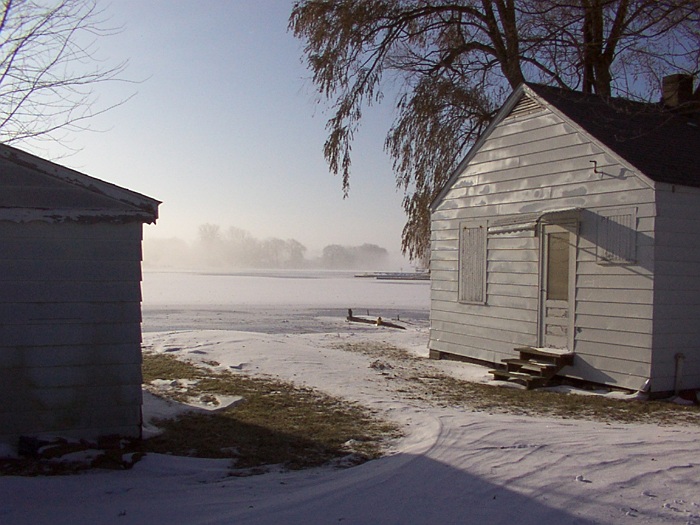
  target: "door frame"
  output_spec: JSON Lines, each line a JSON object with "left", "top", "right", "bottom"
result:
{"left": 537, "top": 220, "right": 578, "bottom": 351}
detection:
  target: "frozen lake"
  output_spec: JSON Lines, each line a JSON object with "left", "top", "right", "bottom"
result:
{"left": 141, "top": 270, "right": 430, "bottom": 333}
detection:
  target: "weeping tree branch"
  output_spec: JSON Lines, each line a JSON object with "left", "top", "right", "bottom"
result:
{"left": 291, "top": 0, "right": 700, "bottom": 261}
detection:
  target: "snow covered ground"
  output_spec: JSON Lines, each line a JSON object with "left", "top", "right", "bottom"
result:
{"left": 2, "top": 270, "right": 700, "bottom": 525}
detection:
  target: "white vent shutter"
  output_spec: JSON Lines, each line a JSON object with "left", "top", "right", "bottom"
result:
{"left": 459, "top": 223, "right": 486, "bottom": 303}
{"left": 597, "top": 208, "right": 637, "bottom": 264}
{"left": 508, "top": 95, "right": 542, "bottom": 119}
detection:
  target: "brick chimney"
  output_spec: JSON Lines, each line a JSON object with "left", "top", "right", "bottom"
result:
{"left": 662, "top": 74, "right": 696, "bottom": 108}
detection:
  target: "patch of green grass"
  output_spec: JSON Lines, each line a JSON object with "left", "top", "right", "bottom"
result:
{"left": 408, "top": 373, "right": 700, "bottom": 425}
{"left": 142, "top": 353, "right": 399, "bottom": 471}
{"left": 335, "top": 342, "right": 700, "bottom": 426}
{"left": 333, "top": 341, "right": 412, "bottom": 361}
{"left": 142, "top": 352, "right": 203, "bottom": 382}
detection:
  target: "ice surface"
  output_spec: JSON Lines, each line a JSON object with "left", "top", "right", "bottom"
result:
{"left": 141, "top": 269, "right": 430, "bottom": 334}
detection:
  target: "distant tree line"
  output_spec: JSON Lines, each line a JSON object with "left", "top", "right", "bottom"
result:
{"left": 197, "top": 224, "right": 309, "bottom": 268}
{"left": 320, "top": 243, "right": 389, "bottom": 269}
{"left": 144, "top": 224, "right": 390, "bottom": 270}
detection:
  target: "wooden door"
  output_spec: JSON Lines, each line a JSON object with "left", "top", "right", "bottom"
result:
{"left": 539, "top": 224, "right": 576, "bottom": 350}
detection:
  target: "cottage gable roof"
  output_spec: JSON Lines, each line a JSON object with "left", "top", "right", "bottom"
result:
{"left": 0, "top": 143, "right": 160, "bottom": 224}
{"left": 432, "top": 82, "right": 700, "bottom": 210}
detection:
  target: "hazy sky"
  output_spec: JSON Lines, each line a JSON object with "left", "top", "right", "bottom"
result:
{"left": 35, "top": 1, "right": 409, "bottom": 256}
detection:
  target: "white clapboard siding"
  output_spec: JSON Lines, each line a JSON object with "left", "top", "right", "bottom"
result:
{"left": 484, "top": 294, "right": 539, "bottom": 311}
{"left": 487, "top": 272, "right": 539, "bottom": 286}
{"left": 0, "top": 406, "right": 142, "bottom": 440}
{"left": 429, "top": 101, "right": 659, "bottom": 390}
{"left": 488, "top": 109, "right": 561, "bottom": 139}
{"left": 431, "top": 239, "right": 458, "bottom": 252}
{"left": 0, "top": 259, "right": 142, "bottom": 282}
{"left": 430, "top": 331, "right": 530, "bottom": 361}
{"left": 654, "top": 215, "right": 700, "bottom": 234}
{"left": 0, "top": 322, "right": 142, "bottom": 346}
{"left": 0, "top": 220, "right": 143, "bottom": 240}
{"left": 0, "top": 363, "right": 142, "bottom": 392}
{"left": 431, "top": 229, "right": 459, "bottom": 242}
{"left": 651, "top": 260, "right": 700, "bottom": 277}
{"left": 429, "top": 338, "right": 501, "bottom": 364}
{"left": 575, "top": 313, "right": 653, "bottom": 334}
{"left": 646, "top": 187, "right": 700, "bottom": 392}
{"left": 2, "top": 238, "right": 142, "bottom": 261}
{"left": 431, "top": 309, "right": 536, "bottom": 335}
{"left": 488, "top": 260, "right": 539, "bottom": 274}
{"left": 0, "top": 344, "right": 141, "bottom": 368}
{"left": 431, "top": 301, "right": 535, "bottom": 323}
{"left": 431, "top": 278, "right": 459, "bottom": 293}
{"left": 650, "top": 353, "right": 700, "bottom": 392}
{"left": 434, "top": 195, "right": 656, "bottom": 222}
{"left": 9, "top": 384, "right": 142, "bottom": 412}
{"left": 574, "top": 339, "right": 652, "bottom": 363}
{"left": 576, "top": 274, "right": 653, "bottom": 290}
{"left": 431, "top": 249, "right": 459, "bottom": 263}
{"left": 466, "top": 143, "right": 602, "bottom": 178}
{"left": 576, "top": 301, "right": 653, "bottom": 319}
{"left": 0, "top": 220, "right": 145, "bottom": 442}
{"left": 432, "top": 218, "right": 457, "bottom": 231}
{"left": 469, "top": 130, "right": 583, "bottom": 165}
{"left": 560, "top": 352, "right": 651, "bottom": 390}
{"left": 430, "top": 289, "right": 538, "bottom": 311}
{"left": 430, "top": 269, "right": 458, "bottom": 283}
{"left": 487, "top": 283, "right": 539, "bottom": 299}
{"left": 0, "top": 281, "right": 142, "bottom": 303}
{"left": 430, "top": 260, "right": 459, "bottom": 271}
{"left": 0, "top": 302, "right": 142, "bottom": 325}
{"left": 431, "top": 320, "right": 531, "bottom": 345}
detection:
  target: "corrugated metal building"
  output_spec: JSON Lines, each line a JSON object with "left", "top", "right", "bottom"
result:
{"left": 429, "top": 78, "right": 700, "bottom": 394}
{"left": 0, "top": 144, "right": 159, "bottom": 443}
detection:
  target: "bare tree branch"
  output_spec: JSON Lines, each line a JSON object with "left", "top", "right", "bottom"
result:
{"left": 0, "top": 0, "right": 130, "bottom": 147}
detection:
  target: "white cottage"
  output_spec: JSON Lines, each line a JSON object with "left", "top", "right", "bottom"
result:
{"left": 0, "top": 144, "right": 159, "bottom": 444}
{"left": 429, "top": 77, "right": 700, "bottom": 395}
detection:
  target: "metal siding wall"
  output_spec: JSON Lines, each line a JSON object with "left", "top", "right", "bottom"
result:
{"left": 0, "top": 221, "right": 144, "bottom": 443}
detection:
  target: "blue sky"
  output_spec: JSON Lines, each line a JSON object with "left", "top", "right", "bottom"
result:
{"left": 35, "top": 1, "right": 409, "bottom": 257}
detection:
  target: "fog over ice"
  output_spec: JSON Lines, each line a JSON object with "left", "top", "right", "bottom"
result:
{"left": 144, "top": 224, "right": 415, "bottom": 271}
